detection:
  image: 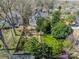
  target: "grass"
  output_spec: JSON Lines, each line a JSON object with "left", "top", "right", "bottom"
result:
{"left": 0, "top": 26, "right": 23, "bottom": 54}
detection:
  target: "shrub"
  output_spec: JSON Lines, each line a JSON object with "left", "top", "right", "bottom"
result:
{"left": 23, "top": 37, "right": 53, "bottom": 59}
{"left": 42, "top": 35, "right": 63, "bottom": 56}
{"left": 52, "top": 21, "right": 73, "bottom": 39}
{"left": 63, "top": 14, "right": 75, "bottom": 25}
{"left": 36, "top": 17, "right": 51, "bottom": 34}
{"left": 71, "top": 56, "right": 78, "bottom": 59}
{"left": 63, "top": 39, "right": 71, "bottom": 48}
{"left": 51, "top": 9, "right": 61, "bottom": 25}
{"left": 30, "top": 37, "right": 53, "bottom": 59}
{"left": 32, "top": 43, "right": 53, "bottom": 59}
{"left": 23, "top": 37, "right": 38, "bottom": 52}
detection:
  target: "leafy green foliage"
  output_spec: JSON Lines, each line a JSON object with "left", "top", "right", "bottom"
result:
{"left": 31, "top": 37, "right": 53, "bottom": 59}
{"left": 36, "top": 17, "right": 51, "bottom": 34}
{"left": 71, "top": 56, "right": 78, "bottom": 59}
{"left": 23, "top": 37, "right": 38, "bottom": 52}
{"left": 21, "top": 36, "right": 72, "bottom": 58}
{"left": 52, "top": 21, "right": 73, "bottom": 39}
{"left": 42, "top": 35, "right": 63, "bottom": 56}
{"left": 20, "top": 7, "right": 73, "bottom": 58}
{"left": 23, "top": 37, "right": 53, "bottom": 59}
{"left": 51, "top": 9, "right": 61, "bottom": 25}
{"left": 63, "top": 14, "right": 75, "bottom": 24}
{"left": 22, "top": 40, "right": 32, "bottom": 51}
{"left": 63, "top": 39, "right": 71, "bottom": 48}
{"left": 32, "top": 43, "right": 53, "bottom": 59}
{"left": 31, "top": 37, "right": 39, "bottom": 52}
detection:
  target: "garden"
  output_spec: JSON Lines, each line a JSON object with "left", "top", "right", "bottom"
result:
{"left": 0, "top": 0, "right": 79, "bottom": 59}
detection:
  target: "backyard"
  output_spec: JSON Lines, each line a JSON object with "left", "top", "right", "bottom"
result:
{"left": 0, "top": 0, "right": 79, "bottom": 59}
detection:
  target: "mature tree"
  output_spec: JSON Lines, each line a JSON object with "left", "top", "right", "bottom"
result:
{"left": 0, "top": 0, "right": 33, "bottom": 56}
{"left": 0, "top": 0, "right": 33, "bottom": 26}
{"left": 12, "top": 0, "right": 32, "bottom": 26}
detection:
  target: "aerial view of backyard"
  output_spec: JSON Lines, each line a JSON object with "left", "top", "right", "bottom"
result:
{"left": 0, "top": 0, "right": 79, "bottom": 59}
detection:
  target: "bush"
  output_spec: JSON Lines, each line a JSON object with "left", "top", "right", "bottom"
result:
{"left": 23, "top": 37, "right": 53, "bottom": 59}
{"left": 52, "top": 21, "right": 73, "bottom": 39}
{"left": 22, "top": 35, "right": 72, "bottom": 59}
{"left": 36, "top": 17, "right": 51, "bottom": 34}
{"left": 42, "top": 35, "right": 63, "bottom": 56}
{"left": 51, "top": 9, "right": 61, "bottom": 25}
{"left": 71, "top": 56, "right": 78, "bottom": 59}
{"left": 32, "top": 43, "right": 53, "bottom": 59}
{"left": 23, "top": 37, "right": 39, "bottom": 52}
{"left": 63, "top": 39, "right": 71, "bottom": 48}
{"left": 18, "top": 39, "right": 31, "bottom": 51}
{"left": 30, "top": 37, "right": 53, "bottom": 59}
{"left": 63, "top": 14, "right": 75, "bottom": 25}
